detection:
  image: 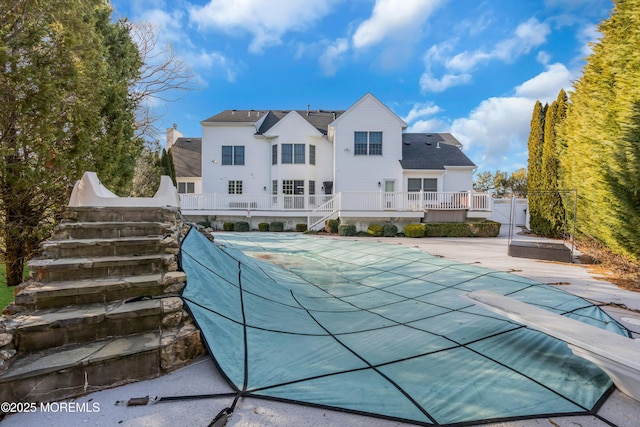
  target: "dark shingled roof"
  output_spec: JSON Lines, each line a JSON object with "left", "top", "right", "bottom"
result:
{"left": 171, "top": 137, "right": 201, "bottom": 177}
{"left": 400, "top": 133, "right": 475, "bottom": 170}
{"left": 202, "top": 109, "right": 344, "bottom": 135}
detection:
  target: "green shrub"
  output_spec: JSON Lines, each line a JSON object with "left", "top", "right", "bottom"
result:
{"left": 367, "top": 224, "right": 383, "bottom": 237}
{"left": 382, "top": 223, "right": 398, "bottom": 237}
{"left": 270, "top": 221, "right": 284, "bottom": 232}
{"left": 258, "top": 222, "right": 269, "bottom": 232}
{"left": 296, "top": 223, "right": 308, "bottom": 232}
{"left": 338, "top": 224, "right": 356, "bottom": 236}
{"left": 424, "top": 220, "right": 501, "bottom": 237}
{"left": 404, "top": 223, "right": 426, "bottom": 238}
{"left": 234, "top": 221, "right": 250, "bottom": 232}
{"left": 223, "top": 222, "right": 234, "bottom": 231}
{"left": 326, "top": 219, "right": 339, "bottom": 233}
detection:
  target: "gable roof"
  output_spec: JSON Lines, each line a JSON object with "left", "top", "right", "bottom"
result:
{"left": 170, "top": 137, "right": 201, "bottom": 177}
{"left": 331, "top": 93, "right": 407, "bottom": 129}
{"left": 202, "top": 109, "right": 343, "bottom": 135}
{"left": 400, "top": 133, "right": 475, "bottom": 170}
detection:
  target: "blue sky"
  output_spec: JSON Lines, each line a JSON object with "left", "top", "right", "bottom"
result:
{"left": 111, "top": 0, "right": 612, "bottom": 174}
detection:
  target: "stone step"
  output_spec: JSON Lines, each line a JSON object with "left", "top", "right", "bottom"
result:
{"left": 0, "top": 323, "right": 204, "bottom": 403}
{"left": 63, "top": 206, "right": 181, "bottom": 224}
{"left": 39, "top": 236, "right": 167, "bottom": 259}
{"left": 12, "top": 272, "right": 186, "bottom": 311}
{"left": 10, "top": 297, "right": 185, "bottom": 352}
{"left": 28, "top": 253, "right": 176, "bottom": 283}
{"left": 52, "top": 221, "right": 171, "bottom": 240}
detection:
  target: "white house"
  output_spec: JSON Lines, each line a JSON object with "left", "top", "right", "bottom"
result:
{"left": 175, "top": 93, "right": 490, "bottom": 230}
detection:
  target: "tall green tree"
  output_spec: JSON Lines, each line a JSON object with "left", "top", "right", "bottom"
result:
{"left": 527, "top": 101, "right": 547, "bottom": 234}
{"left": 536, "top": 89, "right": 569, "bottom": 237}
{"left": 0, "top": 0, "right": 142, "bottom": 286}
{"left": 559, "top": 0, "right": 640, "bottom": 260}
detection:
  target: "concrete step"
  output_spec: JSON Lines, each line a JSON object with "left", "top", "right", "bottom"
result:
{"left": 39, "top": 236, "right": 167, "bottom": 259}
{"left": 13, "top": 272, "right": 186, "bottom": 311}
{"left": 11, "top": 297, "right": 185, "bottom": 352}
{"left": 28, "top": 253, "right": 177, "bottom": 283}
{"left": 52, "top": 221, "right": 171, "bottom": 240}
{"left": 0, "top": 323, "right": 204, "bottom": 403}
{"left": 63, "top": 206, "right": 181, "bottom": 224}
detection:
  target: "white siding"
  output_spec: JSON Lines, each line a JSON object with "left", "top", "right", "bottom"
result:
{"left": 442, "top": 167, "right": 475, "bottom": 192}
{"left": 333, "top": 95, "right": 404, "bottom": 192}
{"left": 201, "top": 124, "right": 270, "bottom": 194}
{"left": 265, "top": 112, "right": 333, "bottom": 194}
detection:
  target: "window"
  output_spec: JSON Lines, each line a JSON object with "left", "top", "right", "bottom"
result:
{"left": 423, "top": 178, "right": 437, "bottom": 192}
{"left": 309, "top": 180, "right": 315, "bottom": 195}
{"left": 408, "top": 178, "right": 437, "bottom": 192}
{"left": 222, "top": 146, "right": 244, "bottom": 165}
{"left": 310, "top": 145, "right": 316, "bottom": 165}
{"left": 221, "top": 146, "right": 233, "bottom": 165}
{"left": 354, "top": 131, "right": 382, "bottom": 155}
{"left": 369, "top": 132, "right": 382, "bottom": 155}
{"left": 354, "top": 132, "right": 368, "bottom": 155}
{"left": 282, "top": 144, "right": 293, "bottom": 164}
{"left": 408, "top": 178, "right": 422, "bottom": 192}
{"left": 178, "top": 182, "right": 195, "bottom": 194}
{"left": 282, "top": 180, "right": 293, "bottom": 195}
{"left": 282, "top": 180, "right": 305, "bottom": 194}
{"left": 272, "top": 180, "right": 278, "bottom": 195}
{"left": 294, "top": 144, "right": 305, "bottom": 164}
{"left": 272, "top": 145, "right": 277, "bottom": 165}
{"left": 228, "top": 180, "right": 243, "bottom": 194}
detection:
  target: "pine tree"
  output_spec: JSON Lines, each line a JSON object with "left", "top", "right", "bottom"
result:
{"left": 559, "top": 0, "right": 640, "bottom": 260}
{"left": 527, "top": 101, "right": 547, "bottom": 234}
{"left": 539, "top": 90, "right": 568, "bottom": 237}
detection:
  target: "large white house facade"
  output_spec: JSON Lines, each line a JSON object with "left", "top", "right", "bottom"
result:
{"left": 176, "top": 93, "right": 491, "bottom": 231}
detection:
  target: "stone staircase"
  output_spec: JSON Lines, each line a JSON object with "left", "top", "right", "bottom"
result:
{"left": 0, "top": 206, "right": 204, "bottom": 403}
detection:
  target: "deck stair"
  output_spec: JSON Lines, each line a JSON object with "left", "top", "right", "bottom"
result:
{"left": 0, "top": 206, "right": 204, "bottom": 404}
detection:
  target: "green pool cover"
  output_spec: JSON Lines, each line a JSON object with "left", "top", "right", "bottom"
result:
{"left": 180, "top": 229, "right": 629, "bottom": 426}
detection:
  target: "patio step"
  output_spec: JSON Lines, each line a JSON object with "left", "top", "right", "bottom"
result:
{"left": 11, "top": 297, "right": 185, "bottom": 352}
{"left": 0, "top": 323, "right": 203, "bottom": 403}
{"left": 27, "top": 253, "right": 177, "bottom": 283}
{"left": 13, "top": 272, "right": 186, "bottom": 311}
{"left": 52, "top": 221, "right": 170, "bottom": 240}
{"left": 40, "top": 236, "right": 167, "bottom": 259}
{"left": 0, "top": 205, "right": 204, "bottom": 404}
{"left": 63, "top": 206, "right": 181, "bottom": 224}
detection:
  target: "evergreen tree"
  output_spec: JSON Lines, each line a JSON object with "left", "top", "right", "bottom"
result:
{"left": 0, "top": 0, "right": 142, "bottom": 285}
{"left": 559, "top": 0, "right": 640, "bottom": 260}
{"left": 539, "top": 90, "right": 569, "bottom": 237}
{"left": 527, "top": 101, "right": 547, "bottom": 234}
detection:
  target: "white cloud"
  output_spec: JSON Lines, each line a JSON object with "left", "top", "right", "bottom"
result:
{"left": 319, "top": 38, "right": 349, "bottom": 76}
{"left": 445, "top": 63, "right": 574, "bottom": 171}
{"left": 514, "top": 63, "right": 572, "bottom": 101}
{"left": 189, "top": 0, "right": 337, "bottom": 53}
{"left": 352, "top": 0, "right": 444, "bottom": 49}
{"left": 420, "top": 72, "right": 471, "bottom": 92}
{"left": 402, "top": 102, "right": 442, "bottom": 123}
{"left": 420, "top": 17, "right": 551, "bottom": 93}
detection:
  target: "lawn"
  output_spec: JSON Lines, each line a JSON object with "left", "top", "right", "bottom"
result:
{"left": 0, "top": 263, "right": 25, "bottom": 311}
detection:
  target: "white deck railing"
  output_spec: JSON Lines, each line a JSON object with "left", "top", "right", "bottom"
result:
{"left": 180, "top": 191, "right": 491, "bottom": 213}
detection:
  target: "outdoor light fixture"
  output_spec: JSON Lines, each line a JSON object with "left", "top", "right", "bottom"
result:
{"left": 378, "top": 182, "right": 381, "bottom": 187}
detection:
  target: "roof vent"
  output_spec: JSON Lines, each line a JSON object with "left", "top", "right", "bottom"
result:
{"left": 307, "top": 104, "right": 310, "bottom": 116}
{"left": 426, "top": 142, "right": 432, "bottom": 146}
{"left": 404, "top": 141, "right": 410, "bottom": 145}
{"left": 436, "top": 142, "right": 441, "bottom": 149}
